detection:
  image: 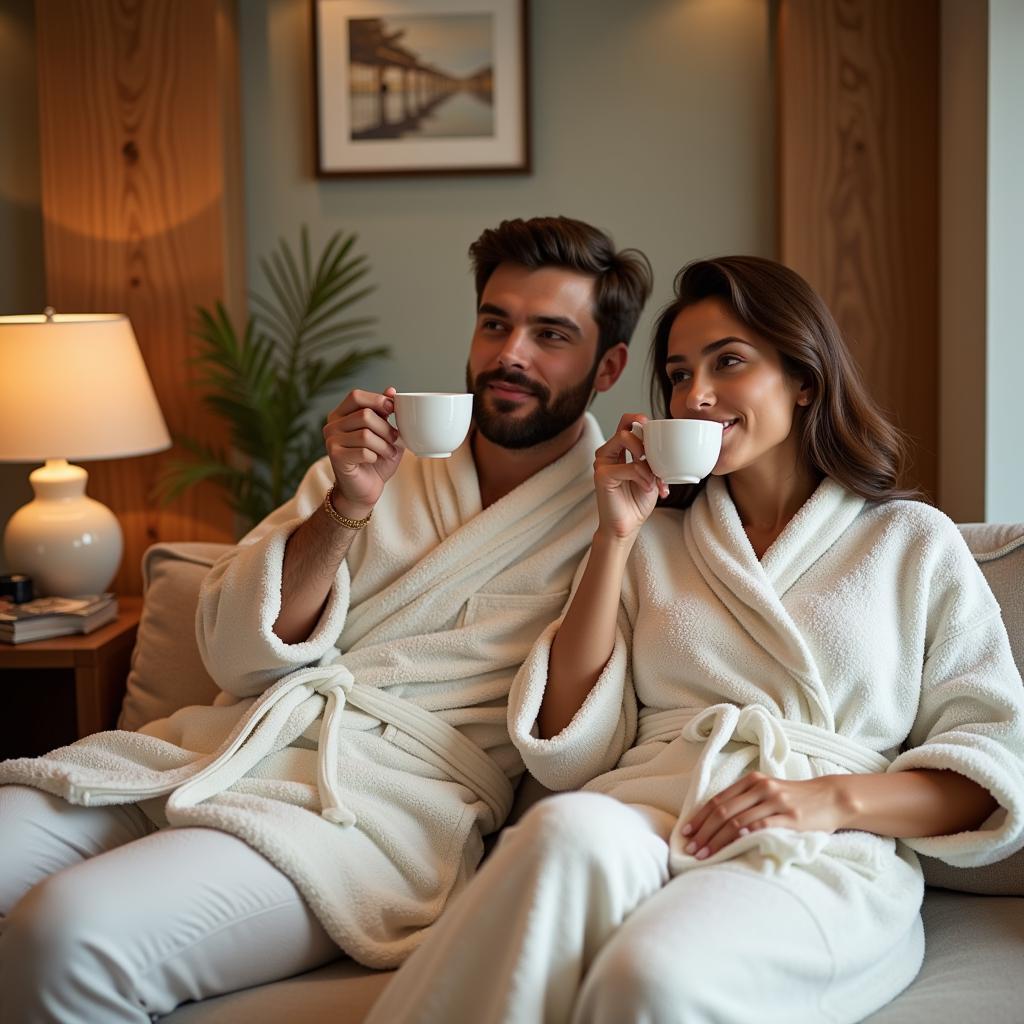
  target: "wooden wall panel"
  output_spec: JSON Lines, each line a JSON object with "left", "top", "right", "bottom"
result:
{"left": 35, "top": 0, "right": 243, "bottom": 594}
{"left": 778, "top": 0, "right": 939, "bottom": 498}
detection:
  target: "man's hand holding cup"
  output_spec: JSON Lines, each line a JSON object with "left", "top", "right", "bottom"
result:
{"left": 323, "top": 387, "right": 405, "bottom": 520}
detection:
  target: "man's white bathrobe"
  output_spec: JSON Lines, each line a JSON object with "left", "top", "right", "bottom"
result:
{"left": 366, "top": 475, "right": 1024, "bottom": 1024}
{"left": 0, "top": 415, "right": 604, "bottom": 968}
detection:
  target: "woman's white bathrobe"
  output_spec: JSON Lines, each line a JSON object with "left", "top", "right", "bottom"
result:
{"left": 514, "top": 476, "right": 1024, "bottom": 872}
{"left": 0, "top": 415, "right": 604, "bottom": 968}
{"left": 366, "top": 475, "right": 1024, "bottom": 1024}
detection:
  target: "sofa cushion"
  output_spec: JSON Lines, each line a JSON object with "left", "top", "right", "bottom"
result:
{"left": 162, "top": 891, "right": 1024, "bottom": 1024}
{"left": 117, "top": 542, "right": 231, "bottom": 731}
{"left": 864, "top": 890, "right": 1024, "bottom": 1022}
{"left": 916, "top": 524, "right": 1024, "bottom": 896}
{"left": 958, "top": 523, "right": 1024, "bottom": 673}
{"left": 161, "top": 958, "right": 392, "bottom": 1024}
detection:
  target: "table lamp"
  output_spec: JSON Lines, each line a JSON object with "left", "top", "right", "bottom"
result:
{"left": 0, "top": 310, "right": 172, "bottom": 596}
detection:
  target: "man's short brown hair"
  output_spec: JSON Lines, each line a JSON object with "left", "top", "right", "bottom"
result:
{"left": 469, "top": 216, "right": 653, "bottom": 357}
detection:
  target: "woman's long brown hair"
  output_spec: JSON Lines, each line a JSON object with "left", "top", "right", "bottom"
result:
{"left": 647, "top": 256, "right": 919, "bottom": 510}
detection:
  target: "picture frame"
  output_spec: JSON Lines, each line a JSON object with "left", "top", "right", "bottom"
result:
{"left": 312, "top": 0, "right": 530, "bottom": 177}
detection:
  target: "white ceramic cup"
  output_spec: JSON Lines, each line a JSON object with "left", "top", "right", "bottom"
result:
{"left": 630, "top": 418, "right": 723, "bottom": 484}
{"left": 394, "top": 392, "right": 473, "bottom": 458}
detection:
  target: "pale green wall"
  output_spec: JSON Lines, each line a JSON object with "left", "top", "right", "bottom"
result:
{"left": 239, "top": 0, "right": 775, "bottom": 434}
{"left": 986, "top": 0, "right": 1024, "bottom": 522}
{"left": 0, "top": 0, "right": 44, "bottom": 572}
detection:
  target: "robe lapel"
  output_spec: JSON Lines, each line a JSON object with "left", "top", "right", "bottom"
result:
{"left": 421, "top": 434, "right": 482, "bottom": 541}
{"left": 684, "top": 477, "right": 865, "bottom": 730}
{"left": 342, "top": 414, "right": 603, "bottom": 644}
{"left": 759, "top": 478, "right": 865, "bottom": 596}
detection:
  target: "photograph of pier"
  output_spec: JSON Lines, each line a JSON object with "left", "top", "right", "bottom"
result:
{"left": 348, "top": 16, "right": 495, "bottom": 140}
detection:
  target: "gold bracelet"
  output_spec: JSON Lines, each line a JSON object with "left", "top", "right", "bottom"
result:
{"left": 323, "top": 485, "right": 373, "bottom": 530}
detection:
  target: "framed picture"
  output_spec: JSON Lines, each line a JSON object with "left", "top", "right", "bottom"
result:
{"left": 313, "top": 0, "right": 530, "bottom": 177}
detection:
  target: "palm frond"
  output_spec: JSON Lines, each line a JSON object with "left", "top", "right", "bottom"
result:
{"left": 298, "top": 283, "right": 376, "bottom": 340}
{"left": 297, "top": 316, "right": 378, "bottom": 355}
{"left": 304, "top": 347, "right": 391, "bottom": 402}
{"left": 155, "top": 226, "right": 385, "bottom": 534}
{"left": 259, "top": 254, "right": 302, "bottom": 331}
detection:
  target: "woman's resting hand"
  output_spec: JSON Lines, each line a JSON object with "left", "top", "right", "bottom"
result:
{"left": 680, "top": 772, "right": 851, "bottom": 860}
{"left": 680, "top": 768, "right": 999, "bottom": 860}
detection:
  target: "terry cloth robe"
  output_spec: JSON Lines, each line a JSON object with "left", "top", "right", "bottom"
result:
{"left": 511, "top": 475, "right": 1024, "bottom": 877}
{"left": 0, "top": 414, "right": 604, "bottom": 968}
{"left": 360, "top": 476, "right": 1024, "bottom": 1024}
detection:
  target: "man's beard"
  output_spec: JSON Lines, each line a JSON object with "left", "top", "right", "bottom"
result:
{"left": 466, "top": 362, "right": 598, "bottom": 450}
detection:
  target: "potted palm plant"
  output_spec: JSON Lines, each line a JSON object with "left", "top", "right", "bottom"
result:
{"left": 157, "top": 227, "right": 387, "bottom": 534}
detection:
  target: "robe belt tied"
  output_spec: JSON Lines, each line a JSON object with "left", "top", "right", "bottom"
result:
{"left": 637, "top": 703, "right": 892, "bottom": 776}
{"left": 134, "top": 662, "right": 514, "bottom": 833}
{"left": 313, "top": 666, "right": 358, "bottom": 826}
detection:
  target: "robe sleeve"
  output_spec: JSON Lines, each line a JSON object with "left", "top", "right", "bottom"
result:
{"left": 507, "top": 549, "right": 639, "bottom": 791}
{"left": 888, "top": 523, "right": 1024, "bottom": 867}
{"left": 196, "top": 456, "right": 352, "bottom": 699}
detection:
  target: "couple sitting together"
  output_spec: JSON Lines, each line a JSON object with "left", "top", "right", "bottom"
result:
{"left": 2, "top": 216, "right": 1024, "bottom": 1024}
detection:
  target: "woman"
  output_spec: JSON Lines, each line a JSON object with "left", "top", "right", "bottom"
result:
{"left": 365, "top": 257, "right": 1024, "bottom": 1024}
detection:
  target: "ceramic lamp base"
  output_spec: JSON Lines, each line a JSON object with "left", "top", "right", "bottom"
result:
{"left": 3, "top": 459, "right": 123, "bottom": 597}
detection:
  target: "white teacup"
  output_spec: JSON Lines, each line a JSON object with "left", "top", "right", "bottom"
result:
{"left": 394, "top": 392, "right": 473, "bottom": 458}
{"left": 630, "top": 418, "right": 723, "bottom": 484}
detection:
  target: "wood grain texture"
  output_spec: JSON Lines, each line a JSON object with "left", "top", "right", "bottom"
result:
{"left": 778, "top": 0, "right": 939, "bottom": 498}
{"left": 0, "top": 596, "right": 141, "bottom": 750}
{"left": 35, "top": 0, "right": 244, "bottom": 593}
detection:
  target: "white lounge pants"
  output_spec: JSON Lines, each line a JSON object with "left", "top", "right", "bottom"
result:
{"left": 0, "top": 785, "right": 339, "bottom": 1024}
{"left": 366, "top": 791, "right": 925, "bottom": 1024}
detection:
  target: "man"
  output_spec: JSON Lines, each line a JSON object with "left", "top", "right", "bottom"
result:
{"left": 0, "top": 217, "right": 652, "bottom": 1020}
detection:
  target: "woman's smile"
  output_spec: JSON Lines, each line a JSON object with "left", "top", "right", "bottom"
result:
{"left": 666, "top": 299, "right": 810, "bottom": 480}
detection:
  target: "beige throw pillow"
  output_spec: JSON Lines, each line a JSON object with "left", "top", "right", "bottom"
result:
{"left": 117, "top": 542, "right": 231, "bottom": 732}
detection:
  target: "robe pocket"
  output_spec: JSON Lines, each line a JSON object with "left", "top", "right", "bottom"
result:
{"left": 460, "top": 590, "right": 569, "bottom": 656}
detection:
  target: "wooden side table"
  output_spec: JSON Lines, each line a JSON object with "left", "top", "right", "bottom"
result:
{"left": 0, "top": 596, "right": 142, "bottom": 758}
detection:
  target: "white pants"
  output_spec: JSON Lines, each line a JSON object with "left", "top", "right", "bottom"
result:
{"left": 366, "top": 792, "right": 925, "bottom": 1024}
{"left": 0, "top": 785, "right": 339, "bottom": 1024}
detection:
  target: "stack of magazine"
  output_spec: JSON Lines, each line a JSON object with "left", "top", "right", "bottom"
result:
{"left": 0, "top": 593, "right": 118, "bottom": 645}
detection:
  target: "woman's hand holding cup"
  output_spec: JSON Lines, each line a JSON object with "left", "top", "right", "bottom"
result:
{"left": 593, "top": 414, "right": 670, "bottom": 542}
{"left": 323, "top": 387, "right": 405, "bottom": 517}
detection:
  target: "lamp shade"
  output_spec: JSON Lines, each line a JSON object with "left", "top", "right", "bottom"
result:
{"left": 0, "top": 312, "right": 172, "bottom": 596}
{"left": 0, "top": 313, "right": 171, "bottom": 462}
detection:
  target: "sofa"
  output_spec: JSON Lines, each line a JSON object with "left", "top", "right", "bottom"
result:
{"left": 110, "top": 524, "right": 1024, "bottom": 1024}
